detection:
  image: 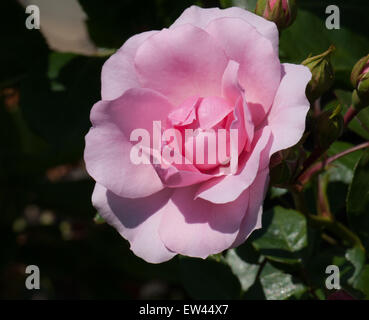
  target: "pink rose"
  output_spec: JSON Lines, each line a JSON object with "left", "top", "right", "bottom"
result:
{"left": 84, "top": 6, "right": 311, "bottom": 263}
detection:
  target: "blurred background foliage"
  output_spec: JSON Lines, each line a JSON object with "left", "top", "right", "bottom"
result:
{"left": 1, "top": 0, "right": 369, "bottom": 299}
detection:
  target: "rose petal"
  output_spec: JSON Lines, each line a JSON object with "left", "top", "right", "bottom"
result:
{"left": 232, "top": 168, "right": 270, "bottom": 247}
{"left": 135, "top": 24, "right": 228, "bottom": 105}
{"left": 267, "top": 63, "right": 311, "bottom": 155}
{"left": 195, "top": 126, "right": 272, "bottom": 204}
{"left": 158, "top": 166, "right": 215, "bottom": 187}
{"left": 206, "top": 17, "right": 281, "bottom": 125}
{"left": 92, "top": 183, "right": 176, "bottom": 263}
{"left": 168, "top": 96, "right": 199, "bottom": 127}
{"left": 171, "top": 6, "right": 279, "bottom": 53}
{"left": 197, "top": 96, "right": 233, "bottom": 130}
{"left": 101, "top": 31, "right": 157, "bottom": 100}
{"left": 85, "top": 88, "right": 174, "bottom": 198}
{"left": 158, "top": 185, "right": 249, "bottom": 259}
{"left": 222, "top": 60, "right": 253, "bottom": 152}
{"left": 222, "top": 60, "right": 244, "bottom": 105}
{"left": 154, "top": 152, "right": 217, "bottom": 188}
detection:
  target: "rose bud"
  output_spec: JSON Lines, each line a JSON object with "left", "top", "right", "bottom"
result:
{"left": 255, "top": 0, "right": 297, "bottom": 30}
{"left": 313, "top": 104, "right": 343, "bottom": 151}
{"left": 351, "top": 54, "right": 369, "bottom": 110}
{"left": 302, "top": 46, "right": 335, "bottom": 103}
{"left": 269, "top": 147, "right": 301, "bottom": 187}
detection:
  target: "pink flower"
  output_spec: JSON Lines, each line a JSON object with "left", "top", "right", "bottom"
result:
{"left": 84, "top": 6, "right": 311, "bottom": 263}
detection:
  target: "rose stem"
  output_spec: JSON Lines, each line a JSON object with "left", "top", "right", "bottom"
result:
{"left": 301, "top": 103, "right": 359, "bottom": 184}
{"left": 308, "top": 215, "right": 365, "bottom": 251}
{"left": 343, "top": 105, "right": 359, "bottom": 127}
{"left": 291, "top": 190, "right": 365, "bottom": 251}
{"left": 295, "top": 141, "right": 369, "bottom": 190}
{"left": 317, "top": 174, "right": 333, "bottom": 219}
{"left": 313, "top": 98, "right": 321, "bottom": 117}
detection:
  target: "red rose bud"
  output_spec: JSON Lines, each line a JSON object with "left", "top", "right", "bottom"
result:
{"left": 351, "top": 54, "right": 369, "bottom": 110}
{"left": 302, "top": 46, "right": 335, "bottom": 103}
{"left": 255, "top": 0, "right": 297, "bottom": 30}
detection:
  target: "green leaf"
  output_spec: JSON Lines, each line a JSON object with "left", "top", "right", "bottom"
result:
{"left": 322, "top": 141, "right": 364, "bottom": 215}
{"left": 259, "top": 262, "right": 306, "bottom": 300}
{"left": 252, "top": 206, "right": 308, "bottom": 264}
{"left": 352, "top": 265, "right": 369, "bottom": 298}
{"left": 225, "top": 248, "right": 260, "bottom": 292}
{"left": 270, "top": 187, "right": 288, "bottom": 199}
{"left": 326, "top": 141, "right": 364, "bottom": 184}
{"left": 347, "top": 148, "right": 369, "bottom": 250}
{"left": 179, "top": 256, "right": 241, "bottom": 299}
{"left": 280, "top": 8, "right": 369, "bottom": 87}
{"left": 327, "top": 141, "right": 364, "bottom": 172}
{"left": 345, "top": 247, "right": 365, "bottom": 285}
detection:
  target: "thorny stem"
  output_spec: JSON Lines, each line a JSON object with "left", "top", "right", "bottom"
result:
{"left": 295, "top": 141, "right": 369, "bottom": 191}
